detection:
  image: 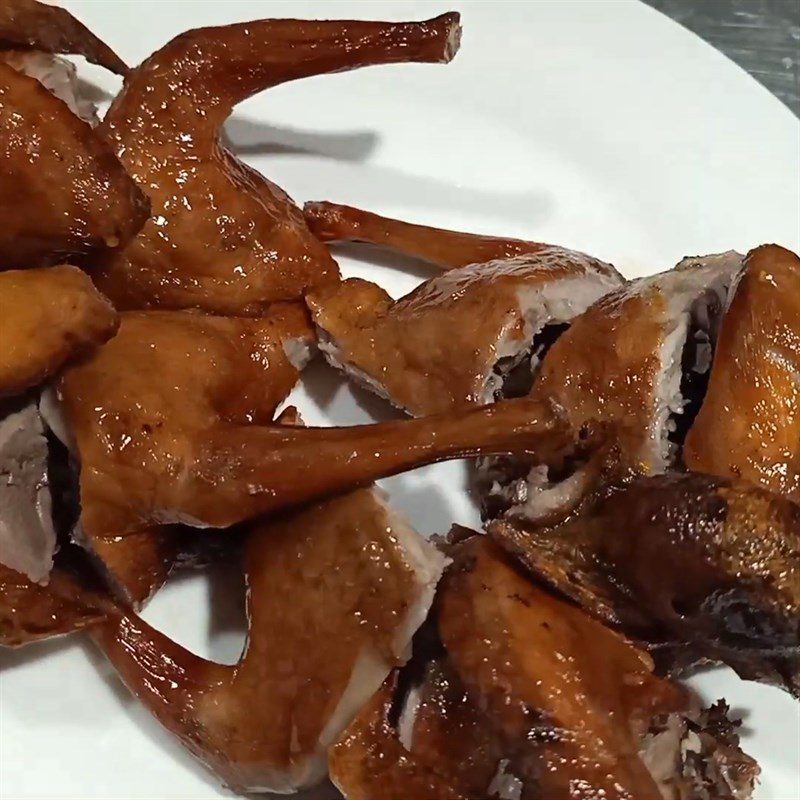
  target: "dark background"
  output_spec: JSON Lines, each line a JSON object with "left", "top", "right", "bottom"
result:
{"left": 644, "top": 0, "right": 800, "bottom": 116}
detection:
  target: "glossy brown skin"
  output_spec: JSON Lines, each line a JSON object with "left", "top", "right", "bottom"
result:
{"left": 0, "top": 266, "right": 118, "bottom": 397}
{"left": 401, "top": 658, "right": 504, "bottom": 796}
{"left": 438, "top": 537, "right": 689, "bottom": 800}
{"left": 59, "top": 306, "right": 312, "bottom": 606}
{"left": 304, "top": 201, "right": 623, "bottom": 276}
{"left": 0, "top": 63, "right": 149, "bottom": 269}
{"left": 492, "top": 473, "right": 800, "bottom": 696}
{"left": 0, "top": 0, "right": 126, "bottom": 73}
{"left": 95, "top": 487, "right": 439, "bottom": 793}
{"left": 685, "top": 245, "right": 800, "bottom": 503}
{"left": 329, "top": 678, "right": 469, "bottom": 800}
{"left": 94, "top": 15, "right": 461, "bottom": 314}
{"left": 0, "top": 561, "right": 107, "bottom": 648}
{"left": 307, "top": 251, "right": 620, "bottom": 416}
{"left": 58, "top": 305, "right": 572, "bottom": 537}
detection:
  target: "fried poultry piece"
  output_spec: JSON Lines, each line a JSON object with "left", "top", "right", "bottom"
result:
{"left": 685, "top": 244, "right": 800, "bottom": 503}
{"left": 307, "top": 253, "right": 621, "bottom": 416}
{"left": 491, "top": 472, "right": 800, "bottom": 696}
{"left": 0, "top": 266, "right": 118, "bottom": 398}
{"left": 0, "top": 0, "right": 126, "bottom": 74}
{"left": 94, "top": 486, "right": 448, "bottom": 794}
{"left": 0, "top": 555, "right": 107, "bottom": 648}
{"left": 56, "top": 305, "right": 571, "bottom": 535}
{"left": 303, "top": 200, "right": 622, "bottom": 273}
{"left": 329, "top": 677, "right": 469, "bottom": 800}
{"left": 437, "top": 536, "right": 758, "bottom": 800}
{"left": 53, "top": 306, "right": 313, "bottom": 606}
{"left": 93, "top": 15, "right": 461, "bottom": 315}
{"left": 0, "top": 64, "right": 148, "bottom": 268}
{"left": 481, "top": 251, "right": 743, "bottom": 524}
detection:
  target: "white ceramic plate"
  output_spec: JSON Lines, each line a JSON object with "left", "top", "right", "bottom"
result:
{"left": 2, "top": 1, "right": 799, "bottom": 798}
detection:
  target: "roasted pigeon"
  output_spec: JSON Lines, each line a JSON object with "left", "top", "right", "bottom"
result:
{"left": 0, "top": 266, "right": 117, "bottom": 399}
{"left": 491, "top": 472, "right": 800, "bottom": 697}
{"left": 685, "top": 244, "right": 800, "bottom": 503}
{"left": 0, "top": 2, "right": 147, "bottom": 268}
{"left": 332, "top": 535, "right": 758, "bottom": 800}
{"left": 94, "top": 482, "right": 448, "bottom": 794}
{"left": 482, "top": 251, "right": 743, "bottom": 524}
{"left": 304, "top": 205, "right": 622, "bottom": 415}
{"left": 92, "top": 15, "right": 461, "bottom": 314}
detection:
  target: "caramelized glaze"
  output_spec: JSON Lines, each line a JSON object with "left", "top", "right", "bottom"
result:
{"left": 0, "top": 266, "right": 117, "bottom": 397}
{"left": 94, "top": 15, "right": 460, "bottom": 314}
{"left": 685, "top": 244, "right": 800, "bottom": 502}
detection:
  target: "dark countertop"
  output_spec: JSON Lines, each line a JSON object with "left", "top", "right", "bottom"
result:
{"left": 643, "top": 0, "right": 800, "bottom": 116}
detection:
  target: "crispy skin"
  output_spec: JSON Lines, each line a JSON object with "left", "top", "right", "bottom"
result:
{"left": 0, "top": 560, "right": 107, "bottom": 647}
{"left": 685, "top": 244, "right": 800, "bottom": 503}
{"left": 0, "top": 266, "right": 117, "bottom": 398}
{"left": 0, "top": 0, "right": 126, "bottom": 73}
{"left": 438, "top": 537, "right": 688, "bottom": 799}
{"left": 303, "top": 201, "right": 622, "bottom": 276}
{"left": 491, "top": 473, "right": 800, "bottom": 696}
{"left": 308, "top": 250, "right": 620, "bottom": 416}
{"left": 94, "top": 15, "right": 461, "bottom": 314}
{"left": 0, "top": 63, "right": 148, "bottom": 268}
{"left": 94, "top": 488, "right": 445, "bottom": 793}
{"left": 329, "top": 679, "right": 468, "bottom": 800}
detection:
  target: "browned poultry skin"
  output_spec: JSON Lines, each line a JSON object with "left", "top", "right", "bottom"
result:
{"left": 0, "top": 0, "right": 126, "bottom": 73}
{"left": 307, "top": 252, "right": 620, "bottom": 416}
{"left": 303, "top": 200, "right": 624, "bottom": 274}
{"left": 0, "top": 266, "right": 117, "bottom": 397}
{"left": 439, "top": 537, "right": 689, "bottom": 800}
{"left": 491, "top": 473, "right": 800, "bottom": 696}
{"left": 58, "top": 306, "right": 312, "bottom": 606}
{"left": 58, "top": 305, "right": 571, "bottom": 541}
{"left": 0, "top": 63, "right": 148, "bottom": 268}
{"left": 0, "top": 561, "right": 107, "bottom": 648}
{"left": 399, "top": 658, "right": 505, "bottom": 796}
{"left": 95, "top": 487, "right": 445, "bottom": 793}
{"left": 329, "top": 678, "right": 469, "bottom": 800}
{"left": 93, "top": 15, "right": 461, "bottom": 314}
{"left": 685, "top": 244, "right": 800, "bottom": 503}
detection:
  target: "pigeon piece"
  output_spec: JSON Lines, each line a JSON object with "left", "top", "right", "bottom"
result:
{"left": 685, "top": 244, "right": 800, "bottom": 504}
{"left": 481, "top": 252, "right": 743, "bottom": 525}
{"left": 94, "top": 485, "right": 448, "bottom": 794}
{"left": 307, "top": 251, "right": 621, "bottom": 415}
{"left": 0, "top": 65, "right": 148, "bottom": 269}
{"left": 54, "top": 305, "right": 314, "bottom": 606}
{"left": 0, "top": 0, "right": 126, "bottom": 74}
{"left": 0, "top": 266, "right": 118, "bottom": 399}
{"left": 437, "top": 535, "right": 758, "bottom": 799}
{"left": 303, "top": 200, "right": 624, "bottom": 274}
{"left": 93, "top": 14, "right": 461, "bottom": 315}
{"left": 491, "top": 472, "right": 800, "bottom": 697}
